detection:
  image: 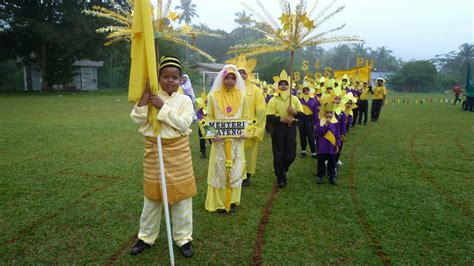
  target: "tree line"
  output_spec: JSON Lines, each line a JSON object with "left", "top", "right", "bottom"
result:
{"left": 0, "top": 0, "right": 472, "bottom": 92}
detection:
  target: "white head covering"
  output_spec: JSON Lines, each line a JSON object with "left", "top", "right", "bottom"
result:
{"left": 210, "top": 64, "right": 246, "bottom": 94}
{"left": 181, "top": 74, "right": 195, "bottom": 102}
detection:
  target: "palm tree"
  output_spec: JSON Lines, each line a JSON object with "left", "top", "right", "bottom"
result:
{"left": 372, "top": 46, "right": 393, "bottom": 72}
{"left": 458, "top": 43, "right": 474, "bottom": 64}
{"left": 353, "top": 42, "right": 371, "bottom": 57}
{"left": 175, "top": 0, "right": 198, "bottom": 24}
{"left": 234, "top": 11, "right": 253, "bottom": 28}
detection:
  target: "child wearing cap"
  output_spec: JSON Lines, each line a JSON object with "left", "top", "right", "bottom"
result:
{"left": 371, "top": 78, "right": 388, "bottom": 122}
{"left": 130, "top": 56, "right": 196, "bottom": 258}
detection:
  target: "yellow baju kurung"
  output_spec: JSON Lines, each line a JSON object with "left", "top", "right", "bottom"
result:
{"left": 242, "top": 81, "right": 267, "bottom": 175}
{"left": 205, "top": 87, "right": 246, "bottom": 212}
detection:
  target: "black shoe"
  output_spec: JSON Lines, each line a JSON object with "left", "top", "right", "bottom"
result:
{"left": 180, "top": 242, "right": 194, "bottom": 258}
{"left": 242, "top": 174, "right": 251, "bottom": 187}
{"left": 311, "top": 154, "right": 317, "bottom": 159}
{"left": 130, "top": 239, "right": 150, "bottom": 256}
{"left": 299, "top": 152, "right": 307, "bottom": 158}
{"left": 230, "top": 203, "right": 237, "bottom": 213}
{"left": 329, "top": 177, "right": 337, "bottom": 185}
{"left": 316, "top": 176, "right": 323, "bottom": 185}
{"left": 277, "top": 180, "right": 286, "bottom": 188}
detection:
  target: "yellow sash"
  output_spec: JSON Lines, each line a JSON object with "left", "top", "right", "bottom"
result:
{"left": 303, "top": 105, "right": 313, "bottom": 115}
{"left": 324, "top": 130, "right": 337, "bottom": 147}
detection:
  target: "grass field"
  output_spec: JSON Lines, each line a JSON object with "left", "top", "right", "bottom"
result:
{"left": 0, "top": 91, "right": 472, "bottom": 264}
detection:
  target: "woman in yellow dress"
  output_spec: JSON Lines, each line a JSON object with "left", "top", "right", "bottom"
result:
{"left": 205, "top": 65, "right": 247, "bottom": 213}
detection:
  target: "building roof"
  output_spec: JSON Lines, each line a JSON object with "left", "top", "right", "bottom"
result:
{"left": 73, "top": 60, "right": 104, "bottom": 67}
{"left": 191, "top": 63, "right": 225, "bottom": 72}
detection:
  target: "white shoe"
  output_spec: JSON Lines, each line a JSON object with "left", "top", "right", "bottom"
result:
{"left": 336, "top": 160, "right": 343, "bottom": 167}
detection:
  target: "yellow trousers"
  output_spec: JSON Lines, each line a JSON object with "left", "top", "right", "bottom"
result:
{"left": 244, "top": 139, "right": 259, "bottom": 175}
{"left": 138, "top": 196, "right": 193, "bottom": 247}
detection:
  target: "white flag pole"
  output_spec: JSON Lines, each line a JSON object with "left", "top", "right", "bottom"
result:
{"left": 156, "top": 134, "right": 175, "bottom": 266}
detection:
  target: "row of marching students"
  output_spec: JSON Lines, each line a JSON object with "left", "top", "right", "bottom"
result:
{"left": 313, "top": 75, "right": 359, "bottom": 185}
{"left": 261, "top": 72, "right": 355, "bottom": 187}
{"left": 262, "top": 73, "right": 388, "bottom": 187}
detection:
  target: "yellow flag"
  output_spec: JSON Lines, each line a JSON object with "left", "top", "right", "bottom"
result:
{"left": 129, "top": 0, "right": 160, "bottom": 135}
{"left": 333, "top": 66, "right": 371, "bottom": 83}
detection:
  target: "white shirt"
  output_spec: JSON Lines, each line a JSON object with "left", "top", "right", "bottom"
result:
{"left": 130, "top": 90, "right": 194, "bottom": 138}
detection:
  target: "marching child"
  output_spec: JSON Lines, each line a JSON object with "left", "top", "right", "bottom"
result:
{"left": 333, "top": 93, "right": 346, "bottom": 168}
{"left": 267, "top": 70, "right": 304, "bottom": 188}
{"left": 315, "top": 104, "right": 341, "bottom": 185}
{"left": 195, "top": 94, "right": 208, "bottom": 158}
{"left": 357, "top": 81, "right": 370, "bottom": 125}
{"left": 129, "top": 56, "right": 196, "bottom": 258}
{"left": 298, "top": 86, "right": 320, "bottom": 158}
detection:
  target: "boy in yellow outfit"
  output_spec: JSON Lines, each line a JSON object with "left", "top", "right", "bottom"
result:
{"left": 129, "top": 56, "right": 196, "bottom": 258}
{"left": 371, "top": 78, "right": 388, "bottom": 122}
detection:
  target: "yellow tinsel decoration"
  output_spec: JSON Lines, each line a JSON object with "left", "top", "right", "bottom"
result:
{"left": 83, "top": 0, "right": 221, "bottom": 62}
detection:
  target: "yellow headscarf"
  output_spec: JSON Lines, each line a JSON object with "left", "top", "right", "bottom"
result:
{"left": 214, "top": 67, "right": 242, "bottom": 117}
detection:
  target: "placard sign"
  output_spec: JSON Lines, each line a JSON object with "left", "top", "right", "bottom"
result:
{"left": 199, "top": 119, "right": 254, "bottom": 139}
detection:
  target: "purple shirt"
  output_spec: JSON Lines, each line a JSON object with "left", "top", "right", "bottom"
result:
{"left": 345, "top": 87, "right": 357, "bottom": 96}
{"left": 265, "top": 94, "right": 273, "bottom": 103}
{"left": 315, "top": 121, "right": 341, "bottom": 155}
{"left": 345, "top": 113, "right": 353, "bottom": 127}
{"left": 196, "top": 108, "right": 205, "bottom": 120}
{"left": 336, "top": 111, "right": 346, "bottom": 137}
{"left": 300, "top": 97, "right": 321, "bottom": 121}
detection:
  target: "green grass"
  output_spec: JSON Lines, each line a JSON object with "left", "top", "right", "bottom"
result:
{"left": 0, "top": 91, "right": 472, "bottom": 264}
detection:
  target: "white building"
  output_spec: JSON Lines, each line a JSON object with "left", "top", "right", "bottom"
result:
{"left": 23, "top": 60, "right": 103, "bottom": 91}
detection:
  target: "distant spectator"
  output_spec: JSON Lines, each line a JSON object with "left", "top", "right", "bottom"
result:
{"left": 181, "top": 74, "right": 196, "bottom": 103}
{"left": 452, "top": 85, "right": 462, "bottom": 105}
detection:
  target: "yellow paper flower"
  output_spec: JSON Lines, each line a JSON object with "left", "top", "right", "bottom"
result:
{"left": 167, "top": 11, "right": 180, "bottom": 22}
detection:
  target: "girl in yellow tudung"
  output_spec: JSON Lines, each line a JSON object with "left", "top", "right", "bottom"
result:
{"left": 205, "top": 65, "right": 247, "bottom": 214}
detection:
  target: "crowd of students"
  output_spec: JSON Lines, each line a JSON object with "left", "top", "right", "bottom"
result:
{"left": 127, "top": 55, "right": 388, "bottom": 258}
{"left": 196, "top": 68, "right": 388, "bottom": 188}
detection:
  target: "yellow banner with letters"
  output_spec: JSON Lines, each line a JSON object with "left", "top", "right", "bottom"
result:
{"left": 333, "top": 66, "right": 372, "bottom": 83}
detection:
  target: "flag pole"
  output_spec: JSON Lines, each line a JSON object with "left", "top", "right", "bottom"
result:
{"left": 157, "top": 134, "right": 175, "bottom": 266}
{"left": 154, "top": 27, "right": 174, "bottom": 266}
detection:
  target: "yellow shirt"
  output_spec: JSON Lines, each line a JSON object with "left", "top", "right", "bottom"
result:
{"left": 242, "top": 81, "right": 267, "bottom": 141}
{"left": 373, "top": 86, "right": 387, "bottom": 100}
{"left": 130, "top": 90, "right": 194, "bottom": 138}
{"left": 359, "top": 87, "right": 370, "bottom": 100}
{"left": 266, "top": 91, "right": 304, "bottom": 118}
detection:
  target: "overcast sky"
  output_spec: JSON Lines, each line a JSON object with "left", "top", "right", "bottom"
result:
{"left": 154, "top": 0, "right": 473, "bottom": 60}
